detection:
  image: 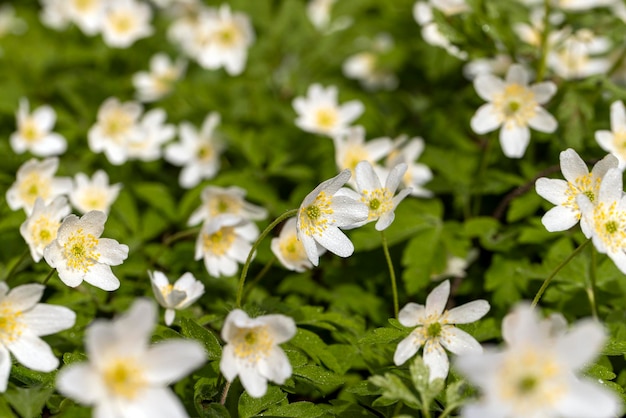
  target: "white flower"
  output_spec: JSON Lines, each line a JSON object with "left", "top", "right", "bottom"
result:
{"left": 69, "top": 170, "right": 122, "bottom": 215}
{"left": 0, "top": 283, "right": 76, "bottom": 392}
{"left": 595, "top": 100, "right": 626, "bottom": 170}
{"left": 6, "top": 157, "right": 73, "bottom": 215}
{"left": 220, "top": 309, "right": 295, "bottom": 398}
{"left": 194, "top": 215, "right": 259, "bottom": 278}
{"left": 164, "top": 112, "right": 224, "bottom": 189}
{"left": 535, "top": 148, "right": 618, "bottom": 232}
{"left": 56, "top": 299, "right": 206, "bottom": 418}
{"left": 66, "top": 0, "right": 105, "bottom": 35}
{"left": 333, "top": 126, "right": 393, "bottom": 177}
{"left": 194, "top": 4, "right": 254, "bottom": 76}
{"left": 292, "top": 84, "right": 364, "bottom": 137}
{"left": 306, "top": 0, "right": 352, "bottom": 33}
{"left": 149, "top": 271, "right": 205, "bottom": 326}
{"left": 0, "top": 4, "right": 26, "bottom": 38}
{"left": 126, "top": 108, "right": 176, "bottom": 162}
{"left": 88, "top": 97, "right": 143, "bottom": 165}
{"left": 456, "top": 304, "right": 621, "bottom": 418}
{"left": 577, "top": 167, "right": 626, "bottom": 273}
{"left": 187, "top": 185, "right": 267, "bottom": 227}
{"left": 463, "top": 54, "right": 513, "bottom": 80}
{"left": 43, "top": 210, "right": 129, "bottom": 291}
{"left": 296, "top": 169, "right": 368, "bottom": 266}
{"left": 385, "top": 136, "right": 433, "bottom": 198}
{"left": 470, "top": 63, "right": 558, "bottom": 158}
{"left": 39, "top": 0, "right": 71, "bottom": 30}
{"left": 133, "top": 53, "right": 186, "bottom": 102}
{"left": 548, "top": 29, "right": 611, "bottom": 80}
{"left": 101, "top": 0, "right": 153, "bottom": 48}
{"left": 10, "top": 98, "right": 67, "bottom": 157}
{"left": 394, "top": 280, "right": 489, "bottom": 381}
{"left": 338, "top": 161, "right": 411, "bottom": 231}
{"left": 20, "top": 196, "right": 71, "bottom": 262}
{"left": 555, "top": 0, "right": 615, "bottom": 11}
{"left": 271, "top": 217, "right": 323, "bottom": 272}
{"left": 412, "top": 2, "right": 468, "bottom": 59}
{"left": 342, "top": 34, "right": 398, "bottom": 91}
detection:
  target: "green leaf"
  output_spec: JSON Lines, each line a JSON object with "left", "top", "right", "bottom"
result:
{"left": 263, "top": 401, "right": 324, "bottom": 417}
{"left": 507, "top": 191, "right": 542, "bottom": 223}
{"left": 289, "top": 328, "right": 343, "bottom": 373}
{"left": 292, "top": 365, "right": 345, "bottom": 394}
{"left": 180, "top": 318, "right": 223, "bottom": 361}
{"left": 0, "top": 397, "right": 17, "bottom": 418}
{"left": 585, "top": 363, "right": 617, "bottom": 381}
{"left": 133, "top": 182, "right": 178, "bottom": 221}
{"left": 602, "top": 339, "right": 626, "bottom": 356}
{"left": 238, "top": 386, "right": 286, "bottom": 418}
{"left": 402, "top": 224, "right": 443, "bottom": 295}
{"left": 358, "top": 326, "right": 408, "bottom": 345}
{"left": 369, "top": 373, "right": 420, "bottom": 408}
{"left": 4, "top": 386, "right": 54, "bottom": 418}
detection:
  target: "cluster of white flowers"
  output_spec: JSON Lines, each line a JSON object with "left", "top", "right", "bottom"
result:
{"left": 39, "top": 0, "right": 153, "bottom": 48}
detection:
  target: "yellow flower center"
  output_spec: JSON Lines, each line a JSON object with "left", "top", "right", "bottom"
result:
{"left": 103, "top": 358, "right": 146, "bottom": 400}
{"left": 102, "top": 109, "right": 133, "bottom": 141}
{"left": 493, "top": 83, "right": 537, "bottom": 129}
{"left": 73, "top": 0, "right": 96, "bottom": 12}
{"left": 215, "top": 23, "right": 241, "bottom": 47}
{"left": 315, "top": 108, "right": 338, "bottom": 131}
{"left": 0, "top": 303, "right": 23, "bottom": 343}
{"left": 21, "top": 119, "right": 41, "bottom": 143}
{"left": 563, "top": 173, "right": 600, "bottom": 216}
{"left": 30, "top": 216, "right": 60, "bottom": 248}
{"left": 110, "top": 12, "right": 134, "bottom": 35}
{"left": 62, "top": 228, "right": 101, "bottom": 272}
{"left": 197, "top": 143, "right": 214, "bottom": 161}
{"left": 18, "top": 173, "right": 51, "bottom": 208}
{"left": 231, "top": 325, "right": 273, "bottom": 363}
{"left": 299, "top": 191, "right": 334, "bottom": 237}
{"left": 592, "top": 201, "right": 626, "bottom": 253}
{"left": 361, "top": 188, "right": 393, "bottom": 220}
{"left": 203, "top": 226, "right": 236, "bottom": 256}
{"left": 279, "top": 234, "right": 307, "bottom": 263}
{"left": 342, "top": 147, "right": 368, "bottom": 173}
{"left": 208, "top": 195, "right": 242, "bottom": 217}
{"left": 612, "top": 130, "right": 626, "bottom": 158}
{"left": 78, "top": 189, "right": 109, "bottom": 212}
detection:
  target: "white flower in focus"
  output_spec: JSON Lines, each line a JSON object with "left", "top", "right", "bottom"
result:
{"left": 220, "top": 309, "right": 295, "bottom": 398}
{"left": 194, "top": 215, "right": 259, "bottom": 278}
{"left": 43, "top": 210, "right": 129, "bottom": 291}
{"left": 66, "top": 0, "right": 105, "bottom": 35}
{"left": 0, "top": 283, "right": 76, "bottom": 392}
{"left": 6, "top": 157, "right": 73, "bottom": 215}
{"left": 88, "top": 97, "right": 143, "bottom": 165}
{"left": 548, "top": 29, "right": 611, "bottom": 80}
{"left": 56, "top": 299, "right": 206, "bottom": 418}
{"left": 339, "top": 161, "right": 411, "bottom": 231}
{"left": 271, "top": 217, "right": 323, "bottom": 272}
{"left": 333, "top": 126, "right": 393, "bottom": 177}
{"left": 535, "top": 148, "right": 618, "bottom": 232}
{"left": 164, "top": 112, "right": 224, "bottom": 189}
{"left": 292, "top": 84, "right": 365, "bottom": 137}
{"left": 69, "top": 170, "right": 122, "bottom": 215}
{"left": 149, "top": 271, "right": 205, "bottom": 326}
{"left": 296, "top": 169, "right": 368, "bottom": 266}
{"left": 127, "top": 108, "right": 176, "bottom": 162}
{"left": 595, "top": 101, "right": 626, "bottom": 170}
{"left": 101, "top": 0, "right": 153, "bottom": 48}
{"left": 133, "top": 53, "right": 186, "bottom": 102}
{"left": 385, "top": 136, "right": 433, "bottom": 197}
{"left": 394, "top": 280, "right": 489, "bottom": 381}
{"left": 20, "top": 196, "right": 71, "bottom": 262}
{"left": 577, "top": 168, "right": 626, "bottom": 273}
{"left": 194, "top": 4, "right": 254, "bottom": 76}
{"left": 456, "top": 304, "right": 621, "bottom": 418}
{"left": 470, "top": 63, "right": 558, "bottom": 158}
{"left": 10, "top": 98, "right": 67, "bottom": 157}
{"left": 188, "top": 185, "right": 267, "bottom": 226}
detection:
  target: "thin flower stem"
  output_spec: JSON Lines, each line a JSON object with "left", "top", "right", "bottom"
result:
{"left": 535, "top": 0, "right": 552, "bottom": 82}
{"left": 531, "top": 239, "right": 591, "bottom": 308}
{"left": 381, "top": 230, "right": 399, "bottom": 318}
{"left": 42, "top": 268, "right": 56, "bottom": 285}
{"left": 4, "top": 249, "right": 30, "bottom": 281}
{"left": 421, "top": 403, "right": 432, "bottom": 418}
{"left": 235, "top": 209, "right": 298, "bottom": 307}
{"left": 588, "top": 244, "right": 599, "bottom": 320}
{"left": 241, "top": 256, "right": 276, "bottom": 305}
{"left": 220, "top": 380, "right": 231, "bottom": 405}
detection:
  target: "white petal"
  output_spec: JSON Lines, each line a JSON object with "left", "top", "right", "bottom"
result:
{"left": 56, "top": 363, "right": 106, "bottom": 405}
{"left": 314, "top": 226, "right": 354, "bottom": 258}
{"left": 541, "top": 206, "right": 580, "bottom": 232}
{"left": 505, "top": 64, "right": 528, "bottom": 86}
{"left": 444, "top": 300, "right": 490, "bottom": 324}
{"left": 0, "top": 346, "right": 11, "bottom": 392}
{"left": 142, "top": 340, "right": 206, "bottom": 384}
{"left": 530, "top": 82, "right": 557, "bottom": 104}
{"left": 7, "top": 332, "right": 59, "bottom": 372}
{"left": 591, "top": 153, "right": 619, "bottom": 178}
{"left": 555, "top": 378, "right": 621, "bottom": 418}
{"left": 423, "top": 340, "right": 449, "bottom": 381}
{"left": 398, "top": 302, "right": 425, "bottom": 326}
{"left": 499, "top": 124, "right": 530, "bottom": 158}
{"left": 258, "top": 347, "right": 292, "bottom": 384}
{"left": 355, "top": 161, "right": 381, "bottom": 192}
{"left": 528, "top": 108, "right": 557, "bottom": 133}
{"left": 393, "top": 334, "right": 421, "bottom": 366}
{"left": 220, "top": 345, "right": 239, "bottom": 382}
{"left": 439, "top": 327, "right": 482, "bottom": 355}
{"left": 96, "top": 239, "right": 129, "bottom": 265}
{"left": 123, "top": 387, "right": 189, "bottom": 418}
{"left": 83, "top": 263, "right": 121, "bottom": 291}
{"left": 595, "top": 130, "right": 615, "bottom": 152}
{"left": 239, "top": 365, "right": 268, "bottom": 398}
{"left": 535, "top": 178, "right": 568, "bottom": 205}
{"left": 470, "top": 104, "right": 500, "bottom": 134}
{"left": 425, "top": 280, "right": 450, "bottom": 318}
{"left": 610, "top": 100, "right": 626, "bottom": 132}
{"left": 260, "top": 315, "right": 296, "bottom": 344}
{"left": 331, "top": 196, "right": 368, "bottom": 227}
{"left": 555, "top": 319, "right": 606, "bottom": 370}
{"left": 299, "top": 234, "right": 320, "bottom": 266}
{"left": 164, "top": 309, "right": 175, "bottom": 326}
{"left": 473, "top": 74, "right": 505, "bottom": 101}
{"left": 560, "top": 149, "right": 589, "bottom": 183}
{"left": 21, "top": 304, "right": 76, "bottom": 336}
{"left": 599, "top": 168, "right": 623, "bottom": 204}
{"left": 6, "top": 284, "right": 44, "bottom": 311}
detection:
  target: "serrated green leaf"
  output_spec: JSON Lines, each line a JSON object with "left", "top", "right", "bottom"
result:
{"left": 369, "top": 373, "right": 420, "bottom": 407}
{"left": 359, "top": 326, "right": 408, "bottom": 345}
{"left": 180, "top": 318, "right": 222, "bottom": 361}
{"left": 238, "top": 386, "right": 286, "bottom": 418}
{"left": 602, "top": 339, "right": 626, "bottom": 356}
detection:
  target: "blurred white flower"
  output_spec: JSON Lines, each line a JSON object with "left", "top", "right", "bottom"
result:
{"left": 554, "top": 0, "right": 615, "bottom": 11}
{"left": 271, "top": 217, "right": 323, "bottom": 272}
{"left": 66, "top": 0, "right": 105, "bottom": 35}
{"left": 0, "top": 283, "right": 76, "bottom": 392}
{"left": 548, "top": 29, "right": 611, "bottom": 80}
{"left": 293, "top": 84, "right": 364, "bottom": 138}
{"left": 0, "top": 4, "right": 27, "bottom": 38}
{"left": 535, "top": 148, "right": 618, "bottom": 232}
{"left": 133, "top": 53, "right": 186, "bottom": 103}
{"left": 127, "top": 108, "right": 176, "bottom": 162}
{"left": 88, "top": 97, "right": 143, "bottom": 165}
{"left": 456, "top": 304, "right": 620, "bottom": 418}
{"left": 188, "top": 185, "right": 267, "bottom": 226}
{"left": 413, "top": 1, "right": 468, "bottom": 59}
{"left": 306, "top": 0, "right": 352, "bottom": 33}
{"left": 20, "top": 196, "right": 71, "bottom": 262}
{"left": 296, "top": 169, "right": 368, "bottom": 266}
{"left": 44, "top": 210, "right": 129, "bottom": 291}
{"left": 385, "top": 136, "right": 433, "bottom": 198}
{"left": 39, "top": 0, "right": 71, "bottom": 30}
{"left": 470, "top": 63, "right": 558, "bottom": 158}
{"left": 343, "top": 34, "right": 398, "bottom": 91}
{"left": 69, "top": 170, "right": 122, "bottom": 215}
{"left": 394, "top": 280, "right": 489, "bottom": 381}
{"left": 195, "top": 215, "right": 258, "bottom": 278}
{"left": 149, "top": 271, "right": 205, "bottom": 326}
{"left": 164, "top": 112, "right": 224, "bottom": 189}
{"left": 220, "top": 309, "right": 295, "bottom": 398}
{"left": 6, "top": 157, "right": 72, "bottom": 215}
{"left": 333, "top": 126, "right": 393, "bottom": 177}
{"left": 10, "top": 98, "right": 67, "bottom": 157}
{"left": 595, "top": 101, "right": 626, "bottom": 170}
{"left": 578, "top": 168, "right": 626, "bottom": 273}
{"left": 463, "top": 54, "right": 513, "bottom": 80}
{"left": 338, "top": 161, "right": 411, "bottom": 231}
{"left": 57, "top": 299, "right": 206, "bottom": 418}
{"left": 101, "top": 0, "right": 153, "bottom": 48}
